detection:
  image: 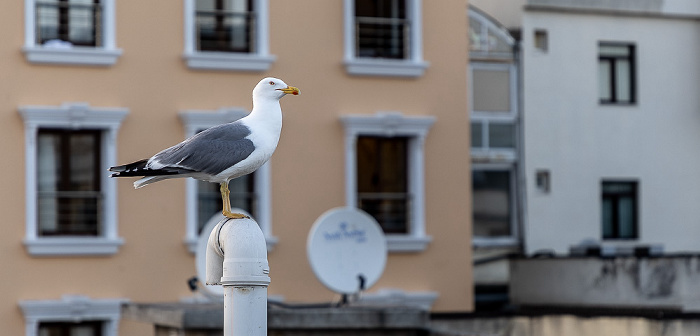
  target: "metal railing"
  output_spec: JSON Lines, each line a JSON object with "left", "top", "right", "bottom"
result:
{"left": 195, "top": 10, "right": 256, "bottom": 53}
{"left": 37, "top": 191, "right": 102, "bottom": 236}
{"left": 358, "top": 192, "right": 411, "bottom": 234}
{"left": 35, "top": 1, "right": 102, "bottom": 47}
{"left": 355, "top": 16, "right": 410, "bottom": 59}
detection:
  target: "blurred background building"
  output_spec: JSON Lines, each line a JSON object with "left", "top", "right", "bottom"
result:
{"left": 3, "top": 0, "right": 472, "bottom": 335}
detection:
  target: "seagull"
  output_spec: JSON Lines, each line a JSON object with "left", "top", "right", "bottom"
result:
{"left": 109, "top": 77, "right": 299, "bottom": 219}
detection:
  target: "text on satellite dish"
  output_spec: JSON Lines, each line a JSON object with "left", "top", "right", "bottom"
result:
{"left": 323, "top": 222, "right": 367, "bottom": 243}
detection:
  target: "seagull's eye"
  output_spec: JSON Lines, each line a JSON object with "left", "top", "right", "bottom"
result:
{"left": 269, "top": 81, "right": 275, "bottom": 85}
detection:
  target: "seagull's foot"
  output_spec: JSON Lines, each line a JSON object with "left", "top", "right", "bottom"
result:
{"left": 223, "top": 210, "right": 250, "bottom": 219}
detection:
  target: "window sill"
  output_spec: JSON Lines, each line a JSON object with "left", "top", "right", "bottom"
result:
{"left": 24, "top": 237, "right": 124, "bottom": 256}
{"left": 23, "top": 46, "right": 122, "bottom": 66}
{"left": 345, "top": 58, "right": 429, "bottom": 78}
{"left": 184, "top": 52, "right": 276, "bottom": 72}
{"left": 386, "top": 235, "right": 431, "bottom": 253}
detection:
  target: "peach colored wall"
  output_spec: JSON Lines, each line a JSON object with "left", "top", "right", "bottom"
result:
{"left": 1, "top": 0, "right": 470, "bottom": 334}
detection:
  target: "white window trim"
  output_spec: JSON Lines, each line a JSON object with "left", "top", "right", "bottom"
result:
{"left": 19, "top": 295, "right": 127, "bottom": 336}
{"left": 179, "top": 108, "right": 277, "bottom": 253}
{"left": 343, "top": 0, "right": 428, "bottom": 77}
{"left": 19, "top": 102, "right": 128, "bottom": 256}
{"left": 341, "top": 111, "right": 435, "bottom": 253}
{"left": 183, "top": 0, "right": 275, "bottom": 71}
{"left": 23, "top": 0, "right": 122, "bottom": 66}
{"left": 471, "top": 163, "right": 519, "bottom": 247}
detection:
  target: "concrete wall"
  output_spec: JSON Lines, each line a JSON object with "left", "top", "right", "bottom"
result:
{"left": 432, "top": 314, "right": 700, "bottom": 336}
{"left": 521, "top": 5, "right": 700, "bottom": 254}
{"left": 0, "top": 1, "right": 472, "bottom": 334}
{"left": 510, "top": 256, "right": 700, "bottom": 311}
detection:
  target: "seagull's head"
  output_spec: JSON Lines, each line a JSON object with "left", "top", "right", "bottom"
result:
{"left": 254, "top": 77, "right": 300, "bottom": 100}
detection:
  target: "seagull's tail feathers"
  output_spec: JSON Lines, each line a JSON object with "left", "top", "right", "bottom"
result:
{"left": 110, "top": 159, "right": 195, "bottom": 189}
{"left": 134, "top": 175, "right": 179, "bottom": 189}
{"left": 109, "top": 159, "right": 149, "bottom": 175}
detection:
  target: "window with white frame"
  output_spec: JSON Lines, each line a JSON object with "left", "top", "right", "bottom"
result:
{"left": 19, "top": 102, "right": 128, "bottom": 256}
{"left": 341, "top": 112, "right": 434, "bottom": 252}
{"left": 343, "top": 0, "right": 428, "bottom": 77}
{"left": 24, "top": 0, "right": 121, "bottom": 65}
{"left": 20, "top": 295, "right": 126, "bottom": 336}
{"left": 179, "top": 108, "right": 276, "bottom": 253}
{"left": 183, "top": 0, "right": 275, "bottom": 71}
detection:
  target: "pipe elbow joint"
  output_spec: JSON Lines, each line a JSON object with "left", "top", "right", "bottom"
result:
{"left": 205, "top": 217, "right": 270, "bottom": 287}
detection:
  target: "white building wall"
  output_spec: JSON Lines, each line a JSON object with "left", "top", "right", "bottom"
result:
{"left": 522, "top": 9, "right": 700, "bottom": 254}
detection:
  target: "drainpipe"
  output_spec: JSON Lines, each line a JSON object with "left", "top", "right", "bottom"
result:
{"left": 206, "top": 217, "right": 270, "bottom": 336}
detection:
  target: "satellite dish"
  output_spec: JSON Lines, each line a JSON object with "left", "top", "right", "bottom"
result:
{"left": 307, "top": 207, "right": 387, "bottom": 294}
{"left": 195, "top": 208, "right": 252, "bottom": 299}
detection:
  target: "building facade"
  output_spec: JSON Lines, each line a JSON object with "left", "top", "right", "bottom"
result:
{"left": 522, "top": 0, "right": 700, "bottom": 255}
{"left": 2, "top": 1, "right": 472, "bottom": 335}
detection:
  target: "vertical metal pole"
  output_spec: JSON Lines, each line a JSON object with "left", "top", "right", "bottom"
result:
{"left": 223, "top": 285, "right": 268, "bottom": 335}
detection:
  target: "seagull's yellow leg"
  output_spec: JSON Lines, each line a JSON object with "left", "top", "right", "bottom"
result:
{"left": 220, "top": 182, "right": 250, "bottom": 219}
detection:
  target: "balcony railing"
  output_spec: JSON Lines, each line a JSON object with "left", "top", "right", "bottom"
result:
{"left": 38, "top": 191, "right": 102, "bottom": 236}
{"left": 195, "top": 10, "right": 256, "bottom": 53}
{"left": 358, "top": 192, "right": 411, "bottom": 234}
{"left": 36, "top": 1, "right": 102, "bottom": 47}
{"left": 355, "top": 16, "right": 410, "bottom": 59}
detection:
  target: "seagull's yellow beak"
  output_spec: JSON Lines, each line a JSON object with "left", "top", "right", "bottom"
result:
{"left": 278, "top": 86, "right": 300, "bottom": 95}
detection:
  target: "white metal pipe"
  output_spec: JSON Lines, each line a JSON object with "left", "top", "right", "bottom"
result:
{"left": 206, "top": 217, "right": 270, "bottom": 336}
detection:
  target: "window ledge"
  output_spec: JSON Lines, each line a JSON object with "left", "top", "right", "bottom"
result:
{"left": 23, "top": 46, "right": 122, "bottom": 66}
{"left": 24, "top": 237, "right": 123, "bottom": 256}
{"left": 386, "top": 235, "right": 431, "bottom": 253}
{"left": 184, "top": 52, "right": 276, "bottom": 72}
{"left": 345, "top": 58, "right": 429, "bottom": 77}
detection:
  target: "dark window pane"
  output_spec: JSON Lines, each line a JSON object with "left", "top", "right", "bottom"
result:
{"left": 37, "top": 129, "right": 101, "bottom": 236}
{"left": 473, "top": 170, "right": 512, "bottom": 237}
{"left": 488, "top": 123, "right": 515, "bottom": 148}
{"left": 599, "top": 43, "right": 635, "bottom": 104}
{"left": 355, "top": 0, "right": 408, "bottom": 59}
{"left": 357, "top": 136, "right": 409, "bottom": 234}
{"left": 39, "top": 320, "right": 103, "bottom": 336}
{"left": 471, "top": 122, "right": 483, "bottom": 148}
{"left": 196, "top": 0, "right": 255, "bottom": 52}
{"left": 602, "top": 181, "right": 638, "bottom": 239}
{"left": 197, "top": 172, "right": 255, "bottom": 234}
{"left": 36, "top": 0, "right": 102, "bottom": 47}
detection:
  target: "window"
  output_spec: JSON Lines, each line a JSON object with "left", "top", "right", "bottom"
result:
{"left": 470, "top": 62, "right": 518, "bottom": 160}
{"left": 197, "top": 174, "right": 255, "bottom": 233}
{"left": 183, "top": 0, "right": 275, "bottom": 71}
{"left": 19, "top": 102, "right": 128, "bottom": 256}
{"left": 196, "top": 0, "right": 254, "bottom": 53}
{"left": 39, "top": 321, "right": 104, "bottom": 336}
{"left": 37, "top": 129, "right": 102, "bottom": 237}
{"left": 602, "top": 181, "right": 638, "bottom": 240}
{"left": 534, "top": 29, "right": 548, "bottom": 52}
{"left": 180, "top": 108, "right": 276, "bottom": 253}
{"left": 357, "top": 136, "right": 409, "bottom": 234}
{"left": 341, "top": 112, "right": 435, "bottom": 252}
{"left": 20, "top": 295, "right": 126, "bottom": 336}
{"left": 599, "top": 43, "right": 636, "bottom": 104}
{"left": 344, "top": 0, "right": 427, "bottom": 77}
{"left": 24, "top": 0, "right": 121, "bottom": 65}
{"left": 535, "top": 169, "right": 550, "bottom": 194}
{"left": 472, "top": 169, "right": 516, "bottom": 241}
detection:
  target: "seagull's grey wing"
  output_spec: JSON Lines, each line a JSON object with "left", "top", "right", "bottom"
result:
{"left": 150, "top": 122, "right": 255, "bottom": 175}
